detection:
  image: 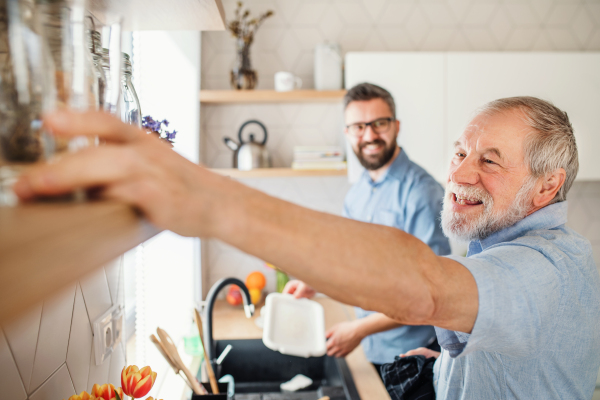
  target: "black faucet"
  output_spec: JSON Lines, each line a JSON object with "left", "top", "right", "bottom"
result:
{"left": 203, "top": 277, "right": 255, "bottom": 372}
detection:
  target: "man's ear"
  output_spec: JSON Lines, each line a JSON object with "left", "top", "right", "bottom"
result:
{"left": 532, "top": 168, "right": 566, "bottom": 208}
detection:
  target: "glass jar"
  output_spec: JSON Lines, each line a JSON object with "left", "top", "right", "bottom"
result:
{"left": 120, "top": 52, "right": 141, "bottom": 127}
{"left": 0, "top": 0, "right": 54, "bottom": 206}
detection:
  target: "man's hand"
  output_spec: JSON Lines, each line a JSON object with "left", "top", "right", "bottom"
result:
{"left": 400, "top": 347, "right": 440, "bottom": 359}
{"left": 325, "top": 321, "right": 363, "bottom": 358}
{"left": 282, "top": 280, "right": 317, "bottom": 299}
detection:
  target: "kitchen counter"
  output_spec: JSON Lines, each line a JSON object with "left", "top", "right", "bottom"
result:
{"left": 211, "top": 297, "right": 391, "bottom": 399}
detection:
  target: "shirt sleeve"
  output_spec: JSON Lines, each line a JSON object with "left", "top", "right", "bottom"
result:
{"left": 404, "top": 179, "right": 451, "bottom": 256}
{"left": 446, "top": 242, "right": 563, "bottom": 358}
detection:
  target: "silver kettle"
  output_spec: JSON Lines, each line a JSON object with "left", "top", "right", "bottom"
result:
{"left": 223, "top": 120, "right": 272, "bottom": 171}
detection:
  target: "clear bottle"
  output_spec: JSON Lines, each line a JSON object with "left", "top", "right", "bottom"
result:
{"left": 120, "top": 52, "right": 141, "bottom": 127}
{"left": 87, "top": 29, "right": 105, "bottom": 110}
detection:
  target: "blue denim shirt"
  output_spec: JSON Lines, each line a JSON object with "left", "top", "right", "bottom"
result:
{"left": 434, "top": 201, "right": 600, "bottom": 399}
{"left": 343, "top": 149, "right": 451, "bottom": 364}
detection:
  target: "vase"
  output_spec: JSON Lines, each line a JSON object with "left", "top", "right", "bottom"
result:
{"left": 230, "top": 38, "right": 256, "bottom": 90}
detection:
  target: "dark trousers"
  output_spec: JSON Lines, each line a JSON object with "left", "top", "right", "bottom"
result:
{"left": 372, "top": 338, "right": 440, "bottom": 381}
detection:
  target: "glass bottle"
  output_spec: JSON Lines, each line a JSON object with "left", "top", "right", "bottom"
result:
{"left": 0, "top": 0, "right": 54, "bottom": 206}
{"left": 87, "top": 29, "right": 105, "bottom": 110}
{"left": 120, "top": 52, "right": 141, "bottom": 127}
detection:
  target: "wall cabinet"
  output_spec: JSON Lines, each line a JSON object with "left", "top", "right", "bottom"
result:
{"left": 345, "top": 52, "right": 600, "bottom": 183}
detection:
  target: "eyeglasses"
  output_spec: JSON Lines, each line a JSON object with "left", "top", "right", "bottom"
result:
{"left": 346, "top": 117, "right": 394, "bottom": 137}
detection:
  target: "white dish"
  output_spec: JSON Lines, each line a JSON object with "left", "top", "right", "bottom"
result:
{"left": 262, "top": 293, "right": 326, "bottom": 358}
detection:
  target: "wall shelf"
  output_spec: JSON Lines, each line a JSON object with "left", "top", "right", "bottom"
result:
{"left": 89, "top": 0, "right": 225, "bottom": 31}
{"left": 211, "top": 168, "right": 347, "bottom": 178}
{"left": 200, "top": 89, "right": 347, "bottom": 104}
{"left": 0, "top": 202, "right": 159, "bottom": 323}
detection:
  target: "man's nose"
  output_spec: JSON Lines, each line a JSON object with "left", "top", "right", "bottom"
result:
{"left": 449, "top": 155, "right": 479, "bottom": 185}
{"left": 362, "top": 124, "right": 379, "bottom": 142}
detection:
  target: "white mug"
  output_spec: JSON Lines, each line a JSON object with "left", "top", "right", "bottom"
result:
{"left": 274, "top": 71, "right": 302, "bottom": 92}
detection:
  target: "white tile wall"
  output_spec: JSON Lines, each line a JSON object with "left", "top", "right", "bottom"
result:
{"left": 201, "top": 0, "right": 600, "bottom": 292}
{"left": 0, "top": 258, "right": 125, "bottom": 400}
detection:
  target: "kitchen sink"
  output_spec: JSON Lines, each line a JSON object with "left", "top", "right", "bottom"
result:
{"left": 202, "top": 339, "right": 361, "bottom": 400}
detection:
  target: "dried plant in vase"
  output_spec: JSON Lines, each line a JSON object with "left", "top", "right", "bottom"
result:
{"left": 227, "top": 1, "right": 274, "bottom": 90}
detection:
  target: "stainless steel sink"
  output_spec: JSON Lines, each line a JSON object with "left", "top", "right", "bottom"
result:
{"left": 202, "top": 339, "right": 361, "bottom": 400}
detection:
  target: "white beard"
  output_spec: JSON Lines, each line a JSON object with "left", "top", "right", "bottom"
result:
{"left": 441, "top": 178, "right": 537, "bottom": 242}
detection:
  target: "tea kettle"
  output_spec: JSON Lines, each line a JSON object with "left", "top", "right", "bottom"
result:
{"left": 223, "top": 120, "right": 272, "bottom": 171}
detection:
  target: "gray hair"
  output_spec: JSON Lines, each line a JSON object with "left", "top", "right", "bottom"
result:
{"left": 479, "top": 96, "right": 578, "bottom": 203}
{"left": 343, "top": 83, "right": 396, "bottom": 118}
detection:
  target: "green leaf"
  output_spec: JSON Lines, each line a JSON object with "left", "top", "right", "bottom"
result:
{"left": 115, "top": 392, "right": 122, "bottom": 400}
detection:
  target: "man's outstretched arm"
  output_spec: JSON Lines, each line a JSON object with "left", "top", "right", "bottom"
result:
{"left": 15, "top": 110, "right": 479, "bottom": 333}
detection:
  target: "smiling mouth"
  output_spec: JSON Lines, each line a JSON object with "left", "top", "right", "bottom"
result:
{"left": 452, "top": 193, "right": 484, "bottom": 206}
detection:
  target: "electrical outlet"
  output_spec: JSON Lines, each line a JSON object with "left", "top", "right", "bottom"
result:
{"left": 93, "top": 304, "right": 123, "bottom": 365}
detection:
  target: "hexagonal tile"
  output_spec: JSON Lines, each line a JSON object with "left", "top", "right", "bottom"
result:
{"left": 546, "top": 27, "right": 581, "bottom": 50}
{"left": 29, "top": 364, "right": 74, "bottom": 400}
{"left": 489, "top": 8, "right": 514, "bottom": 46}
{"left": 504, "top": 27, "right": 539, "bottom": 50}
{"left": 359, "top": 0, "right": 388, "bottom": 22}
{"left": 463, "top": 27, "right": 499, "bottom": 50}
{"left": 546, "top": 4, "right": 581, "bottom": 26}
{"left": 254, "top": 26, "right": 286, "bottom": 52}
{"left": 80, "top": 267, "right": 113, "bottom": 326}
{"left": 422, "top": 27, "right": 458, "bottom": 50}
{"left": 292, "top": 103, "right": 330, "bottom": 126}
{"left": 66, "top": 285, "right": 92, "bottom": 394}
{"left": 529, "top": 0, "right": 556, "bottom": 21}
{"left": 447, "top": 0, "right": 474, "bottom": 22}
{"left": 571, "top": 8, "right": 595, "bottom": 45}
{"left": 3, "top": 302, "right": 42, "bottom": 391}
{"left": 334, "top": 0, "right": 371, "bottom": 25}
{"left": 87, "top": 345, "right": 110, "bottom": 392}
{"left": 205, "top": 52, "right": 236, "bottom": 76}
{"left": 363, "top": 30, "right": 388, "bottom": 51}
{"left": 318, "top": 5, "right": 345, "bottom": 42}
{"left": 274, "top": 0, "right": 301, "bottom": 24}
{"left": 531, "top": 31, "right": 555, "bottom": 50}
{"left": 104, "top": 257, "right": 122, "bottom": 305}
{"left": 338, "top": 26, "right": 373, "bottom": 51}
{"left": 379, "top": 1, "right": 415, "bottom": 25}
{"left": 462, "top": 3, "right": 498, "bottom": 26}
{"left": 0, "top": 329, "right": 27, "bottom": 400}
{"left": 293, "top": 1, "right": 328, "bottom": 25}
{"left": 504, "top": 3, "right": 540, "bottom": 26}
{"left": 276, "top": 31, "right": 302, "bottom": 71}
{"left": 291, "top": 27, "right": 324, "bottom": 52}
{"left": 420, "top": 3, "right": 458, "bottom": 26}
{"left": 405, "top": 7, "right": 431, "bottom": 47}
{"left": 293, "top": 52, "right": 315, "bottom": 79}
{"left": 377, "top": 26, "right": 415, "bottom": 51}
{"left": 447, "top": 30, "right": 472, "bottom": 50}
{"left": 107, "top": 342, "right": 126, "bottom": 387}
{"left": 29, "top": 284, "right": 76, "bottom": 393}
{"left": 207, "top": 31, "right": 236, "bottom": 55}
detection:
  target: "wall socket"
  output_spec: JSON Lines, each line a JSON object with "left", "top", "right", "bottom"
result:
{"left": 93, "top": 304, "right": 124, "bottom": 365}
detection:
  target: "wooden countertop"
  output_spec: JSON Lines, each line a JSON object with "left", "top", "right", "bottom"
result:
{"left": 211, "top": 297, "right": 391, "bottom": 399}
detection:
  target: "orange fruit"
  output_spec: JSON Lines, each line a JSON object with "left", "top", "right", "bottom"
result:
{"left": 245, "top": 271, "right": 266, "bottom": 290}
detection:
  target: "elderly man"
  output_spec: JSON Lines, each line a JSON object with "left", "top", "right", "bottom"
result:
{"left": 15, "top": 96, "right": 600, "bottom": 399}
{"left": 284, "top": 83, "right": 450, "bottom": 373}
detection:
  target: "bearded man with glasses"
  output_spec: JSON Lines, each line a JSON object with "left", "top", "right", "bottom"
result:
{"left": 284, "top": 83, "right": 451, "bottom": 377}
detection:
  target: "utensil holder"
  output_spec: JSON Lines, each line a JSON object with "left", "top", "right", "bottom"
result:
{"left": 191, "top": 382, "right": 230, "bottom": 399}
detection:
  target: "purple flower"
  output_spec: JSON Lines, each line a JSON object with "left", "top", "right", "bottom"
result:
{"left": 162, "top": 119, "right": 169, "bottom": 127}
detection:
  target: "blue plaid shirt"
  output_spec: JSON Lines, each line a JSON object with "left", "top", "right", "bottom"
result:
{"left": 434, "top": 201, "right": 600, "bottom": 399}
{"left": 343, "top": 149, "right": 451, "bottom": 364}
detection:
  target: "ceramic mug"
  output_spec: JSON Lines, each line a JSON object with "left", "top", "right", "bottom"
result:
{"left": 274, "top": 71, "right": 302, "bottom": 92}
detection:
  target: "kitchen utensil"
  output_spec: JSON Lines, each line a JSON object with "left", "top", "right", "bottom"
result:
{"left": 262, "top": 293, "right": 326, "bottom": 358}
{"left": 223, "top": 120, "right": 271, "bottom": 171}
{"left": 150, "top": 334, "right": 197, "bottom": 391}
{"left": 274, "top": 71, "right": 302, "bottom": 92}
{"left": 194, "top": 308, "right": 220, "bottom": 394}
{"left": 216, "top": 344, "right": 232, "bottom": 365}
{"left": 156, "top": 327, "right": 205, "bottom": 395}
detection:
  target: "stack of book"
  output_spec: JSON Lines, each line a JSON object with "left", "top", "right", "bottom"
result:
{"left": 291, "top": 146, "right": 347, "bottom": 170}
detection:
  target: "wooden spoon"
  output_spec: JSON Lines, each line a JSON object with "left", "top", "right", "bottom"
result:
{"left": 194, "top": 308, "right": 220, "bottom": 395}
{"left": 156, "top": 327, "right": 205, "bottom": 395}
{"left": 149, "top": 334, "right": 198, "bottom": 391}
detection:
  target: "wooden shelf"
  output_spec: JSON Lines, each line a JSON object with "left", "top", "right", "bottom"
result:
{"left": 0, "top": 202, "right": 159, "bottom": 323}
{"left": 211, "top": 168, "right": 348, "bottom": 178}
{"left": 200, "top": 89, "right": 347, "bottom": 104}
{"left": 89, "top": 0, "right": 225, "bottom": 31}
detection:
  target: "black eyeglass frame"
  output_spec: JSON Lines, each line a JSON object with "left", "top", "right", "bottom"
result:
{"left": 345, "top": 117, "right": 396, "bottom": 137}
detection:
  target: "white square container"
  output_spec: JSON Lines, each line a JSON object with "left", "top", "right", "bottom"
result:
{"left": 262, "top": 293, "right": 326, "bottom": 358}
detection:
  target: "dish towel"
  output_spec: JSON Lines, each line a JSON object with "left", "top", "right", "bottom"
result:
{"left": 380, "top": 355, "right": 436, "bottom": 400}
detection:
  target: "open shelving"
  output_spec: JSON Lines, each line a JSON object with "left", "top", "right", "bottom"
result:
{"left": 200, "top": 89, "right": 347, "bottom": 104}
{"left": 211, "top": 167, "right": 347, "bottom": 178}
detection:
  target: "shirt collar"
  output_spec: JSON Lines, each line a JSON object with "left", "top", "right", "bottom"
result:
{"left": 468, "top": 201, "right": 569, "bottom": 256}
{"left": 364, "top": 147, "right": 407, "bottom": 187}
